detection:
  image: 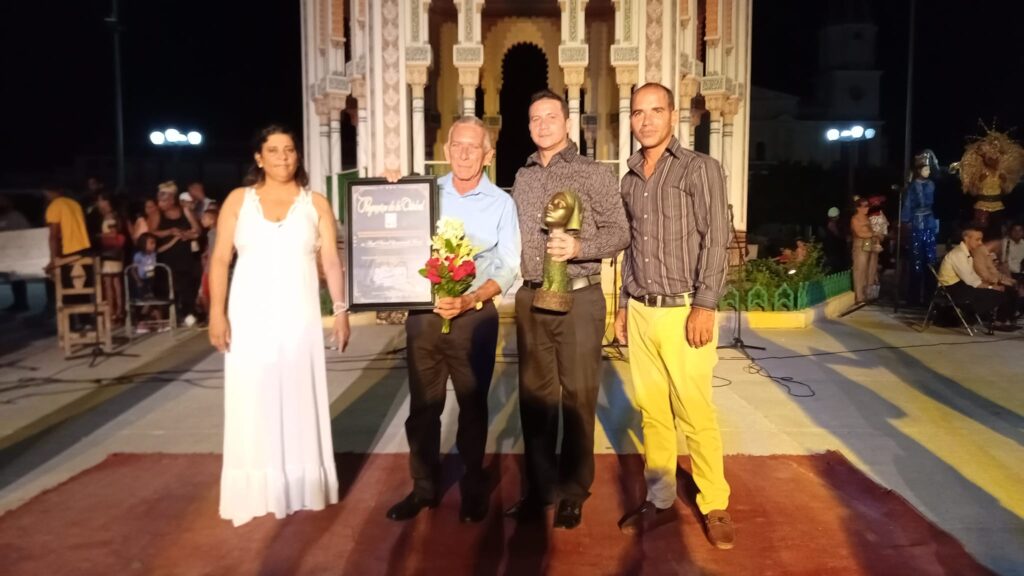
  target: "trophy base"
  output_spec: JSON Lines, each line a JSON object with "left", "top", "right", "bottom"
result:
{"left": 533, "top": 288, "right": 573, "bottom": 313}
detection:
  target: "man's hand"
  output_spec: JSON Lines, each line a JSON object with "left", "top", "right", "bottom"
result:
{"left": 435, "top": 294, "right": 473, "bottom": 320}
{"left": 546, "top": 229, "right": 581, "bottom": 262}
{"left": 685, "top": 306, "right": 715, "bottom": 349}
{"left": 614, "top": 308, "right": 628, "bottom": 345}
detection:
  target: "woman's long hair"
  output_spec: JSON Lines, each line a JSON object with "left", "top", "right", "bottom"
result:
{"left": 243, "top": 124, "right": 310, "bottom": 188}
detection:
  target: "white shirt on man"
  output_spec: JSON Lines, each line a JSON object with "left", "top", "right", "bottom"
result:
{"left": 937, "top": 241, "right": 984, "bottom": 288}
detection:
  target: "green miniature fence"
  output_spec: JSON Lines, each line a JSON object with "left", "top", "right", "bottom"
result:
{"left": 719, "top": 270, "right": 851, "bottom": 312}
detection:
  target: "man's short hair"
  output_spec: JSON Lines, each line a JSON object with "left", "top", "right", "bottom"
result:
{"left": 529, "top": 89, "right": 569, "bottom": 119}
{"left": 961, "top": 225, "right": 982, "bottom": 239}
{"left": 447, "top": 116, "right": 493, "bottom": 152}
{"left": 157, "top": 180, "right": 178, "bottom": 198}
{"left": 632, "top": 82, "right": 675, "bottom": 111}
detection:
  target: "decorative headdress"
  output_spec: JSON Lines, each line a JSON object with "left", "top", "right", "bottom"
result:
{"left": 957, "top": 127, "right": 1024, "bottom": 197}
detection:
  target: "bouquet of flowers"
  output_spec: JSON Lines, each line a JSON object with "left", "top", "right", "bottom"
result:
{"left": 419, "top": 217, "right": 478, "bottom": 333}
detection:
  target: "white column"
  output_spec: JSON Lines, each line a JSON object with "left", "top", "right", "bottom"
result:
{"left": 558, "top": 0, "right": 589, "bottom": 145}
{"left": 677, "top": 75, "right": 700, "bottom": 149}
{"left": 454, "top": 0, "right": 484, "bottom": 118}
{"left": 610, "top": 72, "right": 634, "bottom": 175}
{"left": 352, "top": 78, "right": 369, "bottom": 176}
{"left": 329, "top": 109, "right": 342, "bottom": 175}
{"left": 409, "top": 74, "right": 427, "bottom": 174}
{"left": 722, "top": 109, "right": 734, "bottom": 185}
{"left": 565, "top": 70, "right": 584, "bottom": 144}
{"left": 405, "top": 0, "right": 433, "bottom": 175}
{"left": 318, "top": 108, "right": 331, "bottom": 182}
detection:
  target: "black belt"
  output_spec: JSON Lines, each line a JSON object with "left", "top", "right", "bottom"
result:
{"left": 522, "top": 274, "right": 602, "bottom": 291}
{"left": 630, "top": 292, "right": 694, "bottom": 308}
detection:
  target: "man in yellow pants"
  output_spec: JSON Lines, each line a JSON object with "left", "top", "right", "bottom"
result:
{"left": 613, "top": 82, "right": 734, "bottom": 549}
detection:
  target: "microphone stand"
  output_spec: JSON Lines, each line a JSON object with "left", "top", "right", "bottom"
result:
{"left": 718, "top": 204, "right": 765, "bottom": 354}
{"left": 893, "top": 182, "right": 906, "bottom": 314}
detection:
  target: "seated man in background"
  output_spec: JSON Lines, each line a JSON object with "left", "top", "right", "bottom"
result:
{"left": 938, "top": 226, "right": 1016, "bottom": 329}
{"left": 1003, "top": 223, "right": 1024, "bottom": 287}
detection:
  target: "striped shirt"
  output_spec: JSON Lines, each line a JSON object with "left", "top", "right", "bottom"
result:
{"left": 619, "top": 137, "right": 731, "bottom": 310}
{"left": 512, "top": 142, "right": 630, "bottom": 281}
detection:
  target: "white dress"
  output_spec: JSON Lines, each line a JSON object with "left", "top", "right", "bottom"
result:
{"left": 219, "top": 187, "right": 339, "bottom": 527}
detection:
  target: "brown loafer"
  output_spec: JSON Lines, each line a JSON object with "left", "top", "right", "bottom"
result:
{"left": 704, "top": 509, "right": 735, "bottom": 549}
{"left": 618, "top": 501, "right": 678, "bottom": 534}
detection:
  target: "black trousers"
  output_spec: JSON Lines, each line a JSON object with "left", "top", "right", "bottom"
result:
{"left": 946, "top": 281, "right": 1015, "bottom": 322}
{"left": 515, "top": 283, "right": 605, "bottom": 504}
{"left": 405, "top": 301, "right": 499, "bottom": 500}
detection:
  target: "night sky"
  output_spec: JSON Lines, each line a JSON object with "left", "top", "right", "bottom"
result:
{"left": 3, "top": 0, "right": 1023, "bottom": 189}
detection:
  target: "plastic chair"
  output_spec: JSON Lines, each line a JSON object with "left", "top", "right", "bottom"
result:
{"left": 123, "top": 263, "right": 177, "bottom": 339}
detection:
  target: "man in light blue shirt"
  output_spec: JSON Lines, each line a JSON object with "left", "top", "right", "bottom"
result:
{"left": 385, "top": 116, "right": 521, "bottom": 524}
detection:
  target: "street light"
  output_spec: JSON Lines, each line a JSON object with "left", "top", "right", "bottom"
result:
{"left": 150, "top": 128, "right": 203, "bottom": 146}
{"left": 824, "top": 123, "right": 877, "bottom": 202}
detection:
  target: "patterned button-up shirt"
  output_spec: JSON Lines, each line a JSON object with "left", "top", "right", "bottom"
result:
{"left": 512, "top": 142, "right": 629, "bottom": 281}
{"left": 619, "top": 137, "right": 731, "bottom": 311}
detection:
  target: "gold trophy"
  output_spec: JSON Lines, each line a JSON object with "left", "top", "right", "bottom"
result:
{"left": 533, "top": 190, "right": 582, "bottom": 313}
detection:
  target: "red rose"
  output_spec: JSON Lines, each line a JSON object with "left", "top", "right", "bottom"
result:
{"left": 426, "top": 270, "right": 442, "bottom": 283}
{"left": 452, "top": 260, "right": 475, "bottom": 281}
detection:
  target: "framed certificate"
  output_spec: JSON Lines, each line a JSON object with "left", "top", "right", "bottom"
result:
{"left": 345, "top": 176, "right": 438, "bottom": 311}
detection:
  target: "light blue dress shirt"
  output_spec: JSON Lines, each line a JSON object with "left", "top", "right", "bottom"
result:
{"left": 438, "top": 172, "right": 521, "bottom": 295}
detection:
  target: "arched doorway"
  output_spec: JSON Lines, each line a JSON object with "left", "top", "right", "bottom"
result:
{"left": 497, "top": 43, "right": 548, "bottom": 188}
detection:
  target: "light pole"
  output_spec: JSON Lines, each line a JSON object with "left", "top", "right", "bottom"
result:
{"left": 105, "top": 0, "right": 125, "bottom": 190}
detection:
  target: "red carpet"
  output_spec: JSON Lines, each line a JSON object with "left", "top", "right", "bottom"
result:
{"left": 0, "top": 452, "right": 993, "bottom": 575}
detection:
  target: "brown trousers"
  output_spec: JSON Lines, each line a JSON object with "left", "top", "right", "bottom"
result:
{"left": 405, "top": 301, "right": 499, "bottom": 500}
{"left": 515, "top": 283, "right": 605, "bottom": 503}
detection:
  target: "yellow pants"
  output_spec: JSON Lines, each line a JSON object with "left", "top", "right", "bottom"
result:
{"left": 627, "top": 299, "right": 730, "bottom": 514}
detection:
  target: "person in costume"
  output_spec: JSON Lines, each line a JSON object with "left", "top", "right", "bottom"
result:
{"left": 901, "top": 150, "right": 939, "bottom": 305}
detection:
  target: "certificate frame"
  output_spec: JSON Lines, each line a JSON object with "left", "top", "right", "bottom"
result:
{"left": 344, "top": 176, "right": 438, "bottom": 311}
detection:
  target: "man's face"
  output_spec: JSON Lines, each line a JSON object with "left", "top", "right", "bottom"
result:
{"left": 444, "top": 123, "right": 492, "bottom": 183}
{"left": 964, "top": 230, "right": 983, "bottom": 251}
{"left": 188, "top": 183, "right": 206, "bottom": 200}
{"left": 157, "top": 193, "right": 175, "bottom": 212}
{"left": 1011, "top": 225, "right": 1023, "bottom": 241}
{"left": 630, "top": 86, "right": 677, "bottom": 150}
{"left": 528, "top": 98, "right": 569, "bottom": 152}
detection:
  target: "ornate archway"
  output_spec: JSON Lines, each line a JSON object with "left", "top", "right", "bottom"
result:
{"left": 496, "top": 42, "right": 548, "bottom": 188}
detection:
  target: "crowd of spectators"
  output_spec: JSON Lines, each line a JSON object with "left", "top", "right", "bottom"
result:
{"left": 1, "top": 177, "right": 219, "bottom": 334}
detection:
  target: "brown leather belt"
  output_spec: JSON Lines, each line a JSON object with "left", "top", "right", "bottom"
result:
{"left": 631, "top": 292, "right": 694, "bottom": 308}
{"left": 521, "top": 274, "right": 602, "bottom": 291}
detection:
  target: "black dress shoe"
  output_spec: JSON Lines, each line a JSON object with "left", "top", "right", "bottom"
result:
{"left": 459, "top": 495, "right": 488, "bottom": 523}
{"left": 503, "top": 496, "right": 545, "bottom": 521}
{"left": 553, "top": 499, "right": 582, "bottom": 529}
{"left": 386, "top": 492, "right": 437, "bottom": 521}
{"left": 618, "top": 501, "right": 678, "bottom": 534}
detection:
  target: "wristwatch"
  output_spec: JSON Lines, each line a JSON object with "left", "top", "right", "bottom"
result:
{"left": 471, "top": 292, "right": 483, "bottom": 310}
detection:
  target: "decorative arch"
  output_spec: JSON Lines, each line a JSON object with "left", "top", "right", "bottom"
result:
{"left": 495, "top": 42, "right": 550, "bottom": 187}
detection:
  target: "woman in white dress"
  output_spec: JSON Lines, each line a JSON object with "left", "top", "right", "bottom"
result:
{"left": 208, "top": 125, "right": 350, "bottom": 526}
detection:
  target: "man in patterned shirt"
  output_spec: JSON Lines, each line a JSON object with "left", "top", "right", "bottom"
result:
{"left": 503, "top": 90, "right": 629, "bottom": 530}
{"left": 613, "top": 82, "right": 735, "bottom": 549}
